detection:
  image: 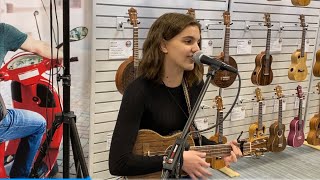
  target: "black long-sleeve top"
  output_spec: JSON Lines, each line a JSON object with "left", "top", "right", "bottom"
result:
{"left": 109, "top": 77, "right": 215, "bottom": 176}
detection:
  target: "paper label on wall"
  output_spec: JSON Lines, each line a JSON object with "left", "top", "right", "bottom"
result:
{"left": 297, "top": 39, "right": 311, "bottom": 52}
{"left": 201, "top": 39, "right": 214, "bottom": 56}
{"left": 237, "top": 39, "right": 252, "bottom": 54}
{"left": 109, "top": 40, "right": 133, "bottom": 59}
{"left": 252, "top": 102, "right": 266, "bottom": 116}
{"left": 294, "top": 97, "right": 306, "bottom": 109}
{"left": 194, "top": 118, "right": 209, "bottom": 130}
{"left": 270, "top": 38, "right": 282, "bottom": 52}
{"left": 273, "top": 98, "right": 287, "bottom": 112}
{"left": 231, "top": 106, "right": 246, "bottom": 121}
{"left": 106, "top": 132, "right": 113, "bottom": 151}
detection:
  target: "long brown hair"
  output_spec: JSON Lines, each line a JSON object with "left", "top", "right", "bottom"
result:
{"left": 139, "top": 12, "right": 203, "bottom": 87}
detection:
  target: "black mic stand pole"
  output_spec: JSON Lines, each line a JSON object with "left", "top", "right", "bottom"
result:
{"left": 161, "top": 65, "right": 218, "bottom": 179}
{"left": 60, "top": 0, "right": 89, "bottom": 178}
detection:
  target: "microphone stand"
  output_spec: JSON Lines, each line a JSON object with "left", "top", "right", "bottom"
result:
{"left": 161, "top": 65, "right": 218, "bottom": 179}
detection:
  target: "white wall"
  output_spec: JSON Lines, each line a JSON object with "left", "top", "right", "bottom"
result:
{"left": 89, "top": 0, "right": 320, "bottom": 179}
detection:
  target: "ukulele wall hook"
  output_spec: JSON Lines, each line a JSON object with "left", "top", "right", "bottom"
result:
{"left": 202, "top": 20, "right": 223, "bottom": 32}
{"left": 244, "top": 21, "right": 263, "bottom": 31}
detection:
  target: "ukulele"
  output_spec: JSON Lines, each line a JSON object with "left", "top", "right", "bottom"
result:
{"left": 291, "top": 0, "right": 311, "bottom": 6}
{"left": 115, "top": 7, "right": 140, "bottom": 94}
{"left": 128, "top": 129, "right": 268, "bottom": 179}
{"left": 251, "top": 13, "right": 273, "bottom": 86}
{"left": 268, "top": 85, "right": 287, "bottom": 152}
{"left": 312, "top": 50, "right": 320, "bottom": 77}
{"left": 306, "top": 82, "right": 320, "bottom": 145}
{"left": 211, "top": 1, "right": 238, "bottom": 88}
{"left": 248, "top": 88, "right": 267, "bottom": 143}
{"left": 288, "top": 14, "right": 308, "bottom": 82}
{"left": 208, "top": 96, "right": 227, "bottom": 169}
{"left": 287, "top": 85, "right": 305, "bottom": 147}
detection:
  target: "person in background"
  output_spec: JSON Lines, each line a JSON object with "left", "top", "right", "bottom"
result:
{"left": 0, "top": 22, "right": 62, "bottom": 177}
{"left": 109, "top": 13, "right": 242, "bottom": 179}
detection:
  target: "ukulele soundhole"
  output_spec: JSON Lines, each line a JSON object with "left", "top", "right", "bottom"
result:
{"left": 290, "top": 68, "right": 294, "bottom": 72}
{"left": 277, "top": 130, "right": 283, "bottom": 137}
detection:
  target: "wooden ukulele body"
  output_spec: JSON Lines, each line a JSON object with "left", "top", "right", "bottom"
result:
{"left": 287, "top": 118, "right": 305, "bottom": 147}
{"left": 307, "top": 114, "right": 320, "bottom": 145}
{"left": 288, "top": 51, "right": 308, "bottom": 81}
{"left": 248, "top": 121, "right": 267, "bottom": 143}
{"left": 291, "top": 0, "right": 311, "bottom": 6}
{"left": 211, "top": 52, "right": 238, "bottom": 88}
{"left": 268, "top": 121, "right": 287, "bottom": 152}
{"left": 251, "top": 52, "right": 273, "bottom": 86}
{"left": 115, "top": 56, "right": 135, "bottom": 94}
{"left": 313, "top": 50, "right": 320, "bottom": 77}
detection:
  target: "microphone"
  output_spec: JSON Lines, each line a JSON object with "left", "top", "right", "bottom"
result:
{"left": 193, "top": 51, "right": 238, "bottom": 73}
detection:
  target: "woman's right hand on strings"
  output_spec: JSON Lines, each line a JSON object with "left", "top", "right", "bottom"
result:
{"left": 182, "top": 150, "right": 212, "bottom": 179}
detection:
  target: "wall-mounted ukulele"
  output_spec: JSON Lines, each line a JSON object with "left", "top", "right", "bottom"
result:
{"left": 291, "top": 0, "right": 311, "bottom": 6}
{"left": 248, "top": 88, "right": 267, "bottom": 142}
{"left": 211, "top": 0, "right": 238, "bottom": 88}
{"left": 251, "top": 13, "right": 273, "bottom": 86}
{"left": 307, "top": 82, "right": 320, "bottom": 145}
{"left": 268, "top": 85, "right": 287, "bottom": 152}
{"left": 115, "top": 7, "right": 140, "bottom": 94}
{"left": 312, "top": 50, "right": 320, "bottom": 77}
{"left": 288, "top": 14, "right": 308, "bottom": 82}
{"left": 287, "top": 85, "right": 305, "bottom": 147}
{"left": 208, "top": 96, "right": 227, "bottom": 169}
{"left": 187, "top": 8, "right": 204, "bottom": 75}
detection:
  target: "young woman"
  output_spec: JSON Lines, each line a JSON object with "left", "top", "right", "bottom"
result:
{"left": 109, "top": 12, "right": 242, "bottom": 179}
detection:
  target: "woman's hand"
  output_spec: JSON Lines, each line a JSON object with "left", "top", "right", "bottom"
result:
{"left": 182, "top": 150, "right": 212, "bottom": 179}
{"left": 223, "top": 140, "right": 243, "bottom": 167}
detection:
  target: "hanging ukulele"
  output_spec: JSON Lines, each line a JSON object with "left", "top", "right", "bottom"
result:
{"left": 287, "top": 85, "right": 305, "bottom": 147}
{"left": 268, "top": 85, "right": 287, "bottom": 152}
{"left": 115, "top": 7, "right": 140, "bottom": 94}
{"left": 291, "top": 0, "right": 311, "bottom": 6}
{"left": 251, "top": 13, "right": 273, "bottom": 86}
{"left": 248, "top": 88, "right": 267, "bottom": 142}
{"left": 312, "top": 50, "right": 320, "bottom": 77}
{"left": 288, "top": 14, "right": 308, "bottom": 81}
{"left": 211, "top": 0, "right": 238, "bottom": 88}
{"left": 207, "top": 96, "right": 227, "bottom": 169}
{"left": 307, "top": 82, "right": 320, "bottom": 145}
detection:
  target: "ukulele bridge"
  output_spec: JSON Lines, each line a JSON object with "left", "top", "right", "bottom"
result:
{"left": 298, "top": 69, "right": 305, "bottom": 72}
{"left": 221, "top": 76, "right": 230, "bottom": 81}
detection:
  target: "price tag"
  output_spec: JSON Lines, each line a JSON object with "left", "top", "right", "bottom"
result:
{"left": 201, "top": 39, "right": 214, "bottom": 56}
{"left": 237, "top": 39, "right": 252, "bottom": 54}
{"left": 109, "top": 40, "right": 133, "bottom": 59}
{"left": 294, "top": 97, "right": 306, "bottom": 109}
{"left": 106, "top": 132, "right": 113, "bottom": 150}
{"left": 231, "top": 106, "right": 246, "bottom": 121}
{"left": 252, "top": 101, "right": 266, "bottom": 116}
{"left": 273, "top": 98, "right": 287, "bottom": 112}
{"left": 195, "top": 118, "right": 209, "bottom": 130}
{"left": 270, "top": 38, "right": 282, "bottom": 52}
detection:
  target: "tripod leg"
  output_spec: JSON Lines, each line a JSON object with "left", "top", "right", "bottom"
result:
{"left": 69, "top": 117, "right": 89, "bottom": 177}
{"left": 29, "top": 116, "right": 63, "bottom": 178}
{"left": 70, "top": 125, "right": 82, "bottom": 178}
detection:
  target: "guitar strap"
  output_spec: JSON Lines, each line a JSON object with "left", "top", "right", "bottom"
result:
{"left": 182, "top": 79, "right": 202, "bottom": 146}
